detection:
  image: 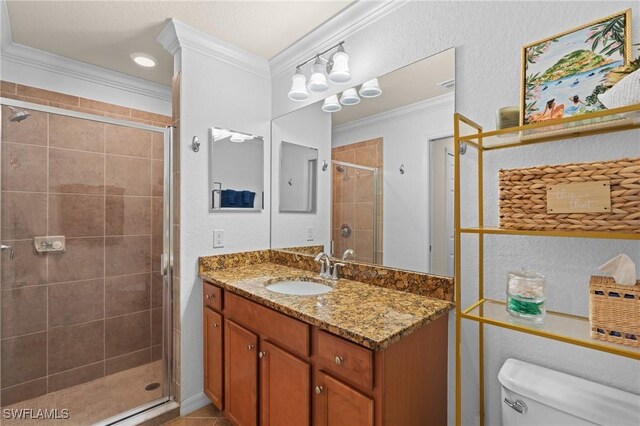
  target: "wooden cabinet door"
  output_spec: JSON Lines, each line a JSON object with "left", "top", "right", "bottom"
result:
{"left": 315, "top": 371, "right": 374, "bottom": 426}
{"left": 225, "top": 319, "right": 258, "bottom": 426}
{"left": 203, "top": 308, "right": 223, "bottom": 410}
{"left": 260, "top": 340, "right": 310, "bottom": 426}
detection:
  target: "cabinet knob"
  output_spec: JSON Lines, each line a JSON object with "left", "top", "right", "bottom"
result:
{"left": 213, "top": 323, "right": 219, "bottom": 328}
{"left": 334, "top": 356, "right": 344, "bottom": 365}
{"left": 206, "top": 293, "right": 214, "bottom": 299}
{"left": 315, "top": 386, "right": 323, "bottom": 394}
{"left": 247, "top": 344, "right": 254, "bottom": 351}
{"left": 258, "top": 351, "right": 267, "bottom": 359}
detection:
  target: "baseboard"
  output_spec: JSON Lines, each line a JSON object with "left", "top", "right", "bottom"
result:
{"left": 180, "top": 392, "right": 210, "bottom": 416}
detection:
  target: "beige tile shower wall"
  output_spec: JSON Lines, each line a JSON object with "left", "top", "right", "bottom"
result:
{"left": 332, "top": 138, "right": 383, "bottom": 264}
{"left": 0, "top": 83, "right": 171, "bottom": 406}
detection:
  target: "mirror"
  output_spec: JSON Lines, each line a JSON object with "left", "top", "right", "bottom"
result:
{"left": 279, "top": 141, "right": 318, "bottom": 213}
{"left": 210, "top": 127, "right": 264, "bottom": 212}
{"left": 271, "top": 48, "right": 455, "bottom": 275}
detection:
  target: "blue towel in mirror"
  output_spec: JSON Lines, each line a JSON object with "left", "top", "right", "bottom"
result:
{"left": 242, "top": 191, "right": 256, "bottom": 208}
{"left": 221, "top": 189, "right": 237, "bottom": 207}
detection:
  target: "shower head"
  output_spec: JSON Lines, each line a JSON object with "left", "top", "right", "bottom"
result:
{"left": 335, "top": 165, "right": 345, "bottom": 173}
{"left": 8, "top": 107, "right": 30, "bottom": 123}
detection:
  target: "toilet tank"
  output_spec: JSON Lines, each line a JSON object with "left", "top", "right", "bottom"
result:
{"left": 498, "top": 358, "right": 640, "bottom": 426}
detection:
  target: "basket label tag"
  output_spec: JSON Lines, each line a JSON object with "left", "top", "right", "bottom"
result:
{"left": 547, "top": 181, "right": 611, "bottom": 213}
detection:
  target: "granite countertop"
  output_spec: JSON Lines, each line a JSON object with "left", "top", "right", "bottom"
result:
{"left": 199, "top": 262, "right": 454, "bottom": 351}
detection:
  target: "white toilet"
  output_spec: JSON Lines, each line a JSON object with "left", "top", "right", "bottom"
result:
{"left": 499, "top": 358, "right": 640, "bottom": 425}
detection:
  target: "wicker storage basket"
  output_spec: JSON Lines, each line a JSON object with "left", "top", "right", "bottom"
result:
{"left": 589, "top": 276, "right": 640, "bottom": 348}
{"left": 499, "top": 158, "right": 640, "bottom": 233}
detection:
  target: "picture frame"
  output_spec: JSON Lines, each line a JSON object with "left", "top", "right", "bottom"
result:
{"left": 521, "top": 9, "right": 632, "bottom": 125}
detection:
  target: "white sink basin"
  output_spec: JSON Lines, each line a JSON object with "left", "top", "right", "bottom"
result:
{"left": 265, "top": 279, "right": 333, "bottom": 296}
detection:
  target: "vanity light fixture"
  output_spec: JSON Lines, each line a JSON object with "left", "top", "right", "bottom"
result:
{"left": 321, "top": 95, "right": 342, "bottom": 112}
{"left": 287, "top": 41, "right": 350, "bottom": 101}
{"left": 339, "top": 88, "right": 361, "bottom": 105}
{"left": 288, "top": 67, "right": 309, "bottom": 101}
{"left": 359, "top": 78, "right": 382, "bottom": 98}
{"left": 307, "top": 56, "right": 329, "bottom": 92}
{"left": 130, "top": 52, "right": 157, "bottom": 68}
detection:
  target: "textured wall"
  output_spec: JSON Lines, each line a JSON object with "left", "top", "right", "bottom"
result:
{"left": 176, "top": 46, "right": 271, "bottom": 410}
{"left": 271, "top": 2, "right": 640, "bottom": 425}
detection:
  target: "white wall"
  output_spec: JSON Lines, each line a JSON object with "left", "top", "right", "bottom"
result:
{"left": 271, "top": 103, "right": 331, "bottom": 250}
{"left": 333, "top": 95, "right": 454, "bottom": 272}
{"left": 175, "top": 44, "right": 271, "bottom": 411}
{"left": 279, "top": 142, "right": 318, "bottom": 212}
{"left": 272, "top": 2, "right": 640, "bottom": 425}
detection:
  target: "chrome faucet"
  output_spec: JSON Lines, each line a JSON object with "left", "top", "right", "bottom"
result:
{"left": 314, "top": 253, "right": 331, "bottom": 278}
{"left": 342, "top": 249, "right": 354, "bottom": 261}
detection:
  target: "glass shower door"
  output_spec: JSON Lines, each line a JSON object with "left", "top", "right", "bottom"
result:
{"left": 0, "top": 100, "right": 172, "bottom": 424}
{"left": 331, "top": 161, "right": 378, "bottom": 263}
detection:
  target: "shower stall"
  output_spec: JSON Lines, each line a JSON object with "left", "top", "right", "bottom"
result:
{"left": 331, "top": 160, "right": 379, "bottom": 264}
{"left": 0, "top": 99, "right": 174, "bottom": 424}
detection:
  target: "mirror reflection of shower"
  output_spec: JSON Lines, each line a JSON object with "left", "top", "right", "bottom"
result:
{"left": 8, "top": 106, "right": 30, "bottom": 122}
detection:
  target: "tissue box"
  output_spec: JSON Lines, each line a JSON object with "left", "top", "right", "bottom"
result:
{"left": 589, "top": 276, "right": 640, "bottom": 348}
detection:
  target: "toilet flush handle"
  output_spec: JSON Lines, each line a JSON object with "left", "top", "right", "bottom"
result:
{"left": 504, "top": 398, "right": 527, "bottom": 414}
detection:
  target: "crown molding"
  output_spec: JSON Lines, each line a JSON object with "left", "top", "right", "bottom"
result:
{"left": 0, "top": 1, "right": 171, "bottom": 102}
{"left": 333, "top": 91, "right": 454, "bottom": 135}
{"left": 269, "top": 0, "right": 408, "bottom": 78}
{"left": 157, "top": 19, "right": 270, "bottom": 79}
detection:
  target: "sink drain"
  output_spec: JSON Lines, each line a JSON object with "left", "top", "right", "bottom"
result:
{"left": 145, "top": 382, "right": 161, "bottom": 391}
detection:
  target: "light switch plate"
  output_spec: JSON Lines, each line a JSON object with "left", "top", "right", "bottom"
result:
{"left": 213, "top": 229, "right": 224, "bottom": 248}
{"left": 306, "top": 226, "right": 314, "bottom": 241}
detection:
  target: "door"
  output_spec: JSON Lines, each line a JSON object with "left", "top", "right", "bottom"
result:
{"left": 225, "top": 319, "right": 258, "bottom": 426}
{"left": 0, "top": 101, "right": 172, "bottom": 423}
{"left": 315, "top": 371, "right": 374, "bottom": 426}
{"left": 429, "top": 136, "right": 455, "bottom": 276}
{"left": 260, "top": 340, "right": 310, "bottom": 426}
{"left": 204, "top": 308, "right": 223, "bottom": 409}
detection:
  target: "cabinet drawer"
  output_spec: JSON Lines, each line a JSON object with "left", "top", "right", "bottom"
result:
{"left": 225, "top": 292, "right": 310, "bottom": 359}
{"left": 316, "top": 331, "right": 373, "bottom": 390}
{"left": 203, "top": 281, "right": 223, "bottom": 312}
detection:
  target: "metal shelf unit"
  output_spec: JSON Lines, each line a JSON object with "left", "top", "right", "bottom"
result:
{"left": 453, "top": 104, "right": 640, "bottom": 426}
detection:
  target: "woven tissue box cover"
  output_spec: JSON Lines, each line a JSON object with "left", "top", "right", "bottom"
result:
{"left": 589, "top": 276, "right": 639, "bottom": 348}
{"left": 499, "top": 158, "right": 640, "bottom": 233}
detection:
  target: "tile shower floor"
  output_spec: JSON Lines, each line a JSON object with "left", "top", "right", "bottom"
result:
{"left": 3, "top": 361, "right": 162, "bottom": 425}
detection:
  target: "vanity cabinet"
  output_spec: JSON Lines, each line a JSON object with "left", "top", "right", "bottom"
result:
{"left": 203, "top": 282, "right": 224, "bottom": 410}
{"left": 225, "top": 319, "right": 259, "bottom": 426}
{"left": 202, "top": 280, "right": 448, "bottom": 426}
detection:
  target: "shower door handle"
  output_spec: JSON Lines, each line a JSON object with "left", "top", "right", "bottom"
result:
{"left": 160, "top": 254, "right": 169, "bottom": 276}
{"left": 1, "top": 244, "right": 15, "bottom": 260}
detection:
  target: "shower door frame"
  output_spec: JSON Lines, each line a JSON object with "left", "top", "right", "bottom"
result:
{"left": 331, "top": 160, "right": 378, "bottom": 261}
{"left": 0, "top": 98, "right": 175, "bottom": 423}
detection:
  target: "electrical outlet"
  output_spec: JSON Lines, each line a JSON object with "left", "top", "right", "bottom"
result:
{"left": 306, "top": 226, "right": 315, "bottom": 241}
{"left": 213, "top": 229, "right": 224, "bottom": 248}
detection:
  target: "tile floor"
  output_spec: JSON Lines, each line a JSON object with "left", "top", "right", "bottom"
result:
{"left": 163, "top": 404, "right": 230, "bottom": 426}
{"left": 3, "top": 360, "right": 163, "bottom": 425}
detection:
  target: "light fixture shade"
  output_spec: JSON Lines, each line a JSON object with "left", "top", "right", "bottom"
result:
{"left": 230, "top": 133, "right": 248, "bottom": 143}
{"left": 328, "top": 47, "right": 350, "bottom": 83}
{"left": 307, "top": 57, "right": 329, "bottom": 92}
{"left": 322, "top": 95, "right": 342, "bottom": 113}
{"left": 359, "top": 78, "right": 382, "bottom": 98}
{"left": 339, "top": 88, "right": 360, "bottom": 106}
{"left": 288, "top": 68, "right": 309, "bottom": 101}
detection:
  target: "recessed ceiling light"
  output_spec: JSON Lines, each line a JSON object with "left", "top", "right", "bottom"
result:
{"left": 130, "top": 53, "right": 157, "bottom": 68}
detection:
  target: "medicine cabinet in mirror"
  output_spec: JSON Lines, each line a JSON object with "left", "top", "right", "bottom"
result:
{"left": 279, "top": 141, "right": 318, "bottom": 213}
{"left": 209, "top": 127, "right": 264, "bottom": 212}
{"left": 271, "top": 48, "right": 455, "bottom": 276}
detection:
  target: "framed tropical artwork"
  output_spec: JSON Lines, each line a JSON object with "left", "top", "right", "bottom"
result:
{"left": 521, "top": 10, "right": 632, "bottom": 125}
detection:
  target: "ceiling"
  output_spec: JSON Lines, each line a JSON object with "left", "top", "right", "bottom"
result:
{"left": 6, "top": 0, "right": 355, "bottom": 85}
{"left": 332, "top": 48, "right": 455, "bottom": 126}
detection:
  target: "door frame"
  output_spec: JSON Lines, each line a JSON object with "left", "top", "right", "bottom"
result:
{"left": 0, "top": 97, "right": 176, "bottom": 423}
{"left": 427, "top": 131, "right": 454, "bottom": 274}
